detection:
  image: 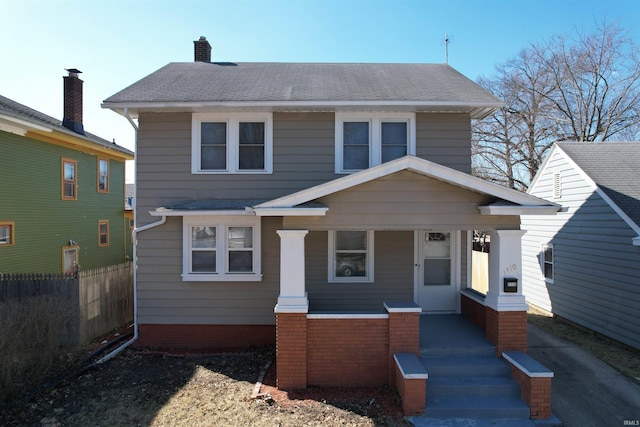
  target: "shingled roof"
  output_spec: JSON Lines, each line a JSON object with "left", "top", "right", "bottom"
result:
{"left": 102, "top": 62, "right": 502, "bottom": 119}
{"left": 0, "top": 94, "right": 133, "bottom": 157}
{"left": 558, "top": 142, "right": 640, "bottom": 228}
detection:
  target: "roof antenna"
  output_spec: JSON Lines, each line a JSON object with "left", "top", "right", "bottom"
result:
{"left": 444, "top": 32, "right": 450, "bottom": 64}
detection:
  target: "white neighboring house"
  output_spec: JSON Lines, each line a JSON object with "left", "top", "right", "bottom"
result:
{"left": 521, "top": 142, "right": 640, "bottom": 350}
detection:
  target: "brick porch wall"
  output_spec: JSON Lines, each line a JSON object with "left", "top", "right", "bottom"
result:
{"left": 135, "top": 324, "right": 275, "bottom": 350}
{"left": 509, "top": 362, "right": 553, "bottom": 419}
{"left": 486, "top": 308, "right": 527, "bottom": 354}
{"left": 461, "top": 293, "right": 486, "bottom": 329}
{"left": 388, "top": 311, "right": 421, "bottom": 384}
{"left": 307, "top": 318, "right": 389, "bottom": 387}
{"left": 275, "top": 313, "right": 307, "bottom": 389}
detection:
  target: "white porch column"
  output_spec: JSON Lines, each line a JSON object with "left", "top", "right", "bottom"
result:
{"left": 275, "top": 230, "right": 309, "bottom": 313}
{"left": 485, "top": 229, "right": 528, "bottom": 311}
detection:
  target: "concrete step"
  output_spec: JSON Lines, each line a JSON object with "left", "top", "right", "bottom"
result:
{"left": 424, "top": 395, "right": 531, "bottom": 419}
{"left": 421, "top": 355, "right": 512, "bottom": 377}
{"left": 421, "top": 345, "right": 496, "bottom": 358}
{"left": 428, "top": 375, "right": 521, "bottom": 397}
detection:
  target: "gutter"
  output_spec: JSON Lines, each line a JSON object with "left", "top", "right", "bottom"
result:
{"left": 97, "top": 107, "right": 158, "bottom": 364}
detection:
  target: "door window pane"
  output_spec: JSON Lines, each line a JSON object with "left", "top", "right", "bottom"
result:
{"left": 201, "top": 122, "right": 227, "bottom": 170}
{"left": 343, "top": 122, "right": 369, "bottom": 170}
{"left": 424, "top": 232, "right": 451, "bottom": 286}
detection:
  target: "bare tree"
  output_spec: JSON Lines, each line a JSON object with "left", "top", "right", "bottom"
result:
{"left": 473, "top": 22, "right": 640, "bottom": 190}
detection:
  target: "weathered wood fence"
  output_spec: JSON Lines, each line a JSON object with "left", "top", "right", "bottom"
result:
{"left": 0, "top": 262, "right": 133, "bottom": 344}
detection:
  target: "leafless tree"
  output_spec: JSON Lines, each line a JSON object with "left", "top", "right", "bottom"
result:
{"left": 472, "top": 22, "right": 640, "bottom": 190}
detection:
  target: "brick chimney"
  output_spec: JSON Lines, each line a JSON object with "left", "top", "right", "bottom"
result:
{"left": 63, "top": 68, "right": 84, "bottom": 135}
{"left": 194, "top": 36, "right": 212, "bottom": 62}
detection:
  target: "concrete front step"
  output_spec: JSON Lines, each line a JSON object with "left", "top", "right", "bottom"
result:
{"left": 424, "top": 396, "right": 531, "bottom": 419}
{"left": 427, "top": 375, "right": 521, "bottom": 397}
{"left": 420, "top": 355, "right": 512, "bottom": 377}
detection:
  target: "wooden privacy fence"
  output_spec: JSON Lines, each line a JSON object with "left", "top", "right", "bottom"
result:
{"left": 0, "top": 262, "right": 134, "bottom": 345}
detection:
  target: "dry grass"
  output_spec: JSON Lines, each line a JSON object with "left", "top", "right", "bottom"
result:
{"left": 0, "top": 347, "right": 408, "bottom": 427}
{"left": 0, "top": 295, "right": 80, "bottom": 404}
{"left": 527, "top": 306, "right": 640, "bottom": 383}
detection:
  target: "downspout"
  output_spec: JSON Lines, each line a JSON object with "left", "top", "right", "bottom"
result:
{"left": 97, "top": 107, "right": 155, "bottom": 364}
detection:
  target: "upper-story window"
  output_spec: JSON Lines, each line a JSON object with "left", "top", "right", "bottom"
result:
{"left": 98, "top": 159, "right": 109, "bottom": 192}
{"left": 192, "top": 113, "right": 273, "bottom": 174}
{"left": 335, "top": 112, "right": 416, "bottom": 173}
{"left": 61, "top": 158, "right": 77, "bottom": 200}
{"left": 0, "top": 221, "right": 15, "bottom": 246}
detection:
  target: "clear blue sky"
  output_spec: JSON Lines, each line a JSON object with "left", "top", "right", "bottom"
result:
{"left": 2, "top": 0, "right": 638, "bottom": 182}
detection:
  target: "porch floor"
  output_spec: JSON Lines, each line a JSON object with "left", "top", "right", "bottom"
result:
{"left": 419, "top": 314, "right": 494, "bottom": 355}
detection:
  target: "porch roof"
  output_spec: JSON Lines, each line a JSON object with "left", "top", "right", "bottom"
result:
{"left": 254, "top": 156, "right": 560, "bottom": 216}
{"left": 150, "top": 199, "right": 328, "bottom": 216}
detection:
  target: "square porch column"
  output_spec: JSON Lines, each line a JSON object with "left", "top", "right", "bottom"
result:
{"left": 274, "top": 230, "right": 309, "bottom": 389}
{"left": 485, "top": 229, "right": 528, "bottom": 354}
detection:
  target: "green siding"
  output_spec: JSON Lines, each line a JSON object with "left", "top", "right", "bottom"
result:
{"left": 0, "top": 130, "right": 129, "bottom": 273}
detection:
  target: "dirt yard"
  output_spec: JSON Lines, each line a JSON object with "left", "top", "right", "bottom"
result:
{"left": 0, "top": 345, "right": 409, "bottom": 427}
{"left": 3, "top": 311, "right": 638, "bottom": 426}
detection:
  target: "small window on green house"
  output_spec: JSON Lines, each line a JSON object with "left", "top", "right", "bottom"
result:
{"left": 0, "top": 221, "right": 15, "bottom": 246}
{"left": 98, "top": 159, "right": 109, "bottom": 192}
{"left": 62, "top": 158, "right": 77, "bottom": 200}
{"left": 98, "top": 220, "right": 109, "bottom": 247}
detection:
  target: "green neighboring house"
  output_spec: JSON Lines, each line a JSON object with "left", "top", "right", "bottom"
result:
{"left": 0, "top": 70, "right": 134, "bottom": 274}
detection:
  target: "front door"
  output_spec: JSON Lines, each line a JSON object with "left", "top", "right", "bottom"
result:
{"left": 416, "top": 231, "right": 458, "bottom": 313}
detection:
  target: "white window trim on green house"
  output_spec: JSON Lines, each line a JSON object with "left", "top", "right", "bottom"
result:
{"left": 191, "top": 112, "right": 273, "bottom": 174}
{"left": 328, "top": 230, "right": 375, "bottom": 283}
{"left": 334, "top": 112, "right": 416, "bottom": 173}
{"left": 182, "top": 215, "right": 262, "bottom": 282}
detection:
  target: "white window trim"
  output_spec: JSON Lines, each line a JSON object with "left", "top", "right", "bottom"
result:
{"left": 192, "top": 112, "right": 273, "bottom": 174}
{"left": 182, "top": 215, "right": 262, "bottom": 282}
{"left": 542, "top": 243, "right": 554, "bottom": 284}
{"left": 328, "top": 230, "right": 375, "bottom": 283}
{"left": 335, "top": 112, "right": 416, "bottom": 173}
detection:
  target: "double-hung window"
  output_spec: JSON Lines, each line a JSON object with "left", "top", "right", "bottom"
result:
{"left": 328, "top": 230, "right": 374, "bottom": 282}
{"left": 61, "top": 158, "right": 77, "bottom": 200}
{"left": 98, "top": 159, "right": 109, "bottom": 192}
{"left": 98, "top": 220, "right": 109, "bottom": 247}
{"left": 542, "top": 243, "right": 554, "bottom": 283}
{"left": 336, "top": 112, "right": 415, "bottom": 173}
{"left": 0, "top": 221, "right": 14, "bottom": 246}
{"left": 192, "top": 113, "right": 273, "bottom": 174}
{"left": 183, "top": 215, "right": 261, "bottom": 281}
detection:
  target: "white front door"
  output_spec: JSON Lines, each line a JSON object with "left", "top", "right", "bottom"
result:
{"left": 415, "top": 231, "right": 459, "bottom": 313}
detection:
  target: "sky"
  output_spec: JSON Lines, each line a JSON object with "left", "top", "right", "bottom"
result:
{"left": 2, "top": 0, "right": 639, "bottom": 183}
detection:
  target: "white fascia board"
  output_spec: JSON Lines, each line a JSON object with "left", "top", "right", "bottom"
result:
{"left": 479, "top": 205, "right": 561, "bottom": 216}
{"left": 252, "top": 207, "right": 328, "bottom": 217}
{"left": 633, "top": 236, "right": 640, "bottom": 246}
{"left": 149, "top": 209, "right": 252, "bottom": 217}
{"left": 257, "top": 156, "right": 554, "bottom": 209}
{"left": 0, "top": 114, "right": 53, "bottom": 135}
{"left": 102, "top": 100, "right": 504, "bottom": 119}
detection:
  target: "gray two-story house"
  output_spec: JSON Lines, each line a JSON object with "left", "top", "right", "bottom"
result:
{"left": 103, "top": 38, "right": 558, "bottom": 407}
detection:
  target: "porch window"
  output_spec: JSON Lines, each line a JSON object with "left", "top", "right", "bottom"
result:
{"left": 335, "top": 112, "right": 415, "bottom": 173}
{"left": 183, "top": 215, "right": 261, "bottom": 281}
{"left": 192, "top": 113, "right": 272, "bottom": 174}
{"left": 329, "top": 230, "right": 374, "bottom": 282}
{"left": 542, "top": 243, "right": 554, "bottom": 283}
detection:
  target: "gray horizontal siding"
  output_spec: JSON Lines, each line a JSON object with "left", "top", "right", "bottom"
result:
{"left": 416, "top": 113, "right": 471, "bottom": 173}
{"left": 305, "top": 231, "right": 415, "bottom": 311}
{"left": 522, "top": 148, "right": 640, "bottom": 349}
{"left": 286, "top": 171, "right": 520, "bottom": 231}
{"left": 136, "top": 216, "right": 281, "bottom": 325}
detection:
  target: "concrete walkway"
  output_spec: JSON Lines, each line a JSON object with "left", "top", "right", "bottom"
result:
{"left": 527, "top": 323, "right": 640, "bottom": 427}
